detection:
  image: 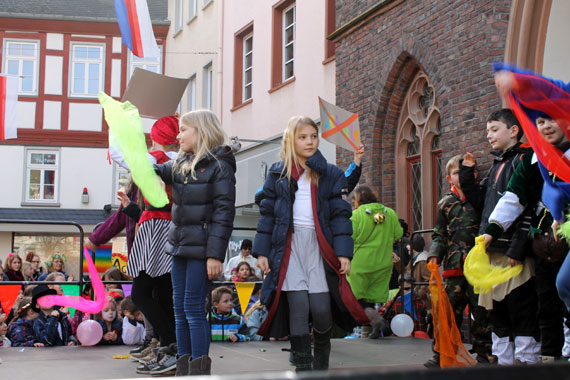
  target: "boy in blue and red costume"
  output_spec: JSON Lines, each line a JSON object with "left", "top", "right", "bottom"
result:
{"left": 482, "top": 62, "right": 570, "bottom": 363}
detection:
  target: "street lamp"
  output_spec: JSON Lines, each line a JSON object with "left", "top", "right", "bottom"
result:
{"left": 229, "top": 136, "right": 281, "bottom": 153}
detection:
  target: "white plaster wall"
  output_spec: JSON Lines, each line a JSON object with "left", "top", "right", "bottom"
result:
{"left": 112, "top": 37, "right": 122, "bottom": 54}
{"left": 17, "top": 101, "right": 36, "bottom": 129}
{"left": 142, "top": 117, "right": 157, "bottom": 134}
{"left": 0, "top": 146, "right": 113, "bottom": 209}
{"left": 46, "top": 33, "right": 64, "bottom": 50}
{"left": 68, "top": 103, "right": 103, "bottom": 131}
{"left": 59, "top": 147, "right": 114, "bottom": 208}
{"left": 43, "top": 101, "right": 62, "bottom": 130}
{"left": 165, "top": 0, "right": 218, "bottom": 113}
{"left": 44, "top": 55, "right": 63, "bottom": 95}
{"left": 0, "top": 145, "right": 24, "bottom": 206}
{"left": 111, "top": 59, "right": 122, "bottom": 97}
{"left": 221, "top": 1, "right": 335, "bottom": 152}
{"left": 543, "top": 1, "right": 570, "bottom": 82}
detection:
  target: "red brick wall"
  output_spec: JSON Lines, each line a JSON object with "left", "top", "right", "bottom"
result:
{"left": 335, "top": 0, "right": 512, "bottom": 209}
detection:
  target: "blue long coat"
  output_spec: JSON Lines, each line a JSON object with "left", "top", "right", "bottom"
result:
{"left": 253, "top": 150, "right": 355, "bottom": 332}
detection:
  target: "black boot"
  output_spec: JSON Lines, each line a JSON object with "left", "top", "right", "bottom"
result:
{"left": 364, "top": 307, "right": 387, "bottom": 339}
{"left": 313, "top": 329, "right": 331, "bottom": 370}
{"left": 290, "top": 335, "right": 313, "bottom": 372}
{"left": 175, "top": 353, "right": 191, "bottom": 376}
{"left": 189, "top": 355, "right": 211, "bottom": 376}
{"left": 424, "top": 352, "right": 440, "bottom": 368}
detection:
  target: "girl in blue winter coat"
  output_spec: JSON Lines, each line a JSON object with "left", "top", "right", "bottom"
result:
{"left": 155, "top": 109, "right": 236, "bottom": 376}
{"left": 254, "top": 116, "right": 369, "bottom": 372}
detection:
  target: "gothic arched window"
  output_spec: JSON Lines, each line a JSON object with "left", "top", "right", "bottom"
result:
{"left": 395, "top": 70, "right": 442, "bottom": 232}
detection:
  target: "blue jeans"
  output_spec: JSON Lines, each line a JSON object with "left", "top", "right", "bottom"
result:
{"left": 171, "top": 257, "right": 211, "bottom": 358}
{"left": 556, "top": 251, "right": 570, "bottom": 311}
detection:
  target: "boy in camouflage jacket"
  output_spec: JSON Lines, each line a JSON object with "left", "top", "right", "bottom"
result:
{"left": 425, "top": 155, "right": 492, "bottom": 367}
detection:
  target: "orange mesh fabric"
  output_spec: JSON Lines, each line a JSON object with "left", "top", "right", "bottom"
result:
{"left": 428, "top": 262, "right": 476, "bottom": 368}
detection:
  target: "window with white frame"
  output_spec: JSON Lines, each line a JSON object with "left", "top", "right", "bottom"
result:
{"left": 243, "top": 34, "right": 253, "bottom": 102}
{"left": 188, "top": 0, "right": 197, "bottom": 21}
{"left": 282, "top": 4, "right": 295, "bottom": 81}
{"left": 25, "top": 150, "right": 59, "bottom": 203}
{"left": 70, "top": 44, "right": 104, "bottom": 97}
{"left": 187, "top": 75, "right": 196, "bottom": 111}
{"left": 112, "top": 163, "right": 131, "bottom": 207}
{"left": 202, "top": 63, "right": 213, "bottom": 109}
{"left": 175, "top": 0, "right": 184, "bottom": 33}
{"left": 3, "top": 40, "right": 39, "bottom": 95}
{"left": 202, "top": 0, "right": 213, "bottom": 9}
{"left": 128, "top": 47, "right": 162, "bottom": 79}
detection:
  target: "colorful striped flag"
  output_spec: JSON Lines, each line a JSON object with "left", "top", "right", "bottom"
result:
{"left": 0, "top": 74, "right": 18, "bottom": 141}
{"left": 114, "top": 0, "right": 160, "bottom": 58}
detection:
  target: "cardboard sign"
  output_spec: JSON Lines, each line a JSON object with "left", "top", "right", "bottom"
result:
{"left": 122, "top": 68, "right": 190, "bottom": 119}
{"left": 318, "top": 97, "right": 360, "bottom": 152}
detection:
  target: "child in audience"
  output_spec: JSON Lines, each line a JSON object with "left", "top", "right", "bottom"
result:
{"left": 209, "top": 287, "right": 249, "bottom": 342}
{"left": 244, "top": 300, "right": 268, "bottom": 341}
{"left": 232, "top": 262, "right": 259, "bottom": 282}
{"left": 120, "top": 296, "right": 145, "bottom": 345}
{"left": 102, "top": 267, "right": 130, "bottom": 292}
{"left": 45, "top": 272, "right": 66, "bottom": 295}
{"left": 32, "top": 284, "right": 76, "bottom": 346}
{"left": 96, "top": 297, "right": 123, "bottom": 345}
{"left": 6, "top": 297, "right": 44, "bottom": 347}
{"left": 45, "top": 272, "right": 69, "bottom": 315}
{"left": 0, "top": 313, "right": 10, "bottom": 348}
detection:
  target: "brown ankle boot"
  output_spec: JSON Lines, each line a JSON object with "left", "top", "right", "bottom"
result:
{"left": 189, "top": 355, "right": 211, "bottom": 376}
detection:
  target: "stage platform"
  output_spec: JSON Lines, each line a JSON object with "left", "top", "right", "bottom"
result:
{"left": 0, "top": 336, "right": 432, "bottom": 378}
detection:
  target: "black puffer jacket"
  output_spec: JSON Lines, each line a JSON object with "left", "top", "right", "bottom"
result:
{"left": 155, "top": 146, "right": 236, "bottom": 261}
{"left": 459, "top": 142, "right": 531, "bottom": 253}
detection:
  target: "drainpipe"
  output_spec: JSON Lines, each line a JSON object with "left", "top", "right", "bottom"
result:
{"left": 217, "top": 0, "right": 224, "bottom": 122}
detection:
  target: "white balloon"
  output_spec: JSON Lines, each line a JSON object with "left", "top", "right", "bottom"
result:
{"left": 390, "top": 314, "right": 414, "bottom": 337}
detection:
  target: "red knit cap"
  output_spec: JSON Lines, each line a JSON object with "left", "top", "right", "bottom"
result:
{"left": 150, "top": 116, "right": 179, "bottom": 145}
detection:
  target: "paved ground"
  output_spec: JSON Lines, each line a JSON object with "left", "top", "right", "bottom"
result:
{"left": 0, "top": 336, "right": 433, "bottom": 379}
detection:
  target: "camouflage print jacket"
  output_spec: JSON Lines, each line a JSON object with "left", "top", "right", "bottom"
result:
{"left": 428, "top": 190, "right": 480, "bottom": 277}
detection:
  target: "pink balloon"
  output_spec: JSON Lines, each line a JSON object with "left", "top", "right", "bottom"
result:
{"left": 76, "top": 320, "right": 103, "bottom": 346}
{"left": 37, "top": 248, "right": 108, "bottom": 314}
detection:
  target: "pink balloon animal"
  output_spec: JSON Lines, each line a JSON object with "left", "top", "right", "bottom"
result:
{"left": 37, "top": 248, "right": 109, "bottom": 314}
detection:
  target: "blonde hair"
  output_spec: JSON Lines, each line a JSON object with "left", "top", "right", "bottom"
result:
{"left": 173, "top": 109, "right": 226, "bottom": 179}
{"left": 22, "top": 261, "right": 33, "bottom": 280}
{"left": 46, "top": 272, "right": 65, "bottom": 282}
{"left": 95, "top": 296, "right": 118, "bottom": 321}
{"left": 445, "top": 154, "right": 462, "bottom": 176}
{"left": 244, "top": 300, "right": 265, "bottom": 323}
{"left": 280, "top": 116, "right": 320, "bottom": 183}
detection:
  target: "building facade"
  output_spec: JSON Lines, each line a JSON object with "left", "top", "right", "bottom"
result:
{"left": 165, "top": 0, "right": 218, "bottom": 115}
{"left": 221, "top": 0, "right": 339, "bottom": 213}
{"left": 0, "top": 0, "right": 169, "bottom": 271}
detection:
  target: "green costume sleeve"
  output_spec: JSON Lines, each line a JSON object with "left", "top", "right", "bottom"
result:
{"left": 505, "top": 152, "right": 542, "bottom": 207}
